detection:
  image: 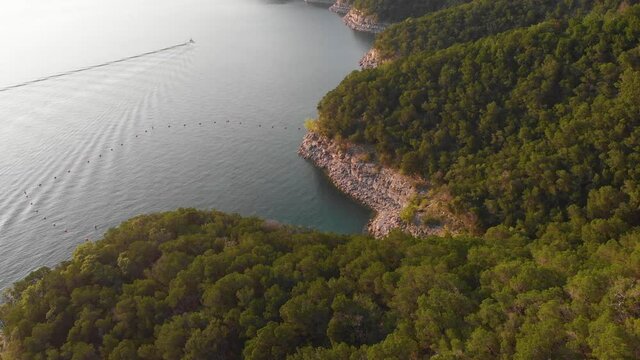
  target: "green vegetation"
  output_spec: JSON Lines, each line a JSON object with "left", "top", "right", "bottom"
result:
{"left": 399, "top": 202, "right": 417, "bottom": 223}
{"left": 344, "top": 0, "right": 471, "bottom": 22}
{"left": 2, "top": 1, "right": 640, "bottom": 358}
{"left": 318, "top": 3, "right": 640, "bottom": 233}
{"left": 2, "top": 209, "right": 639, "bottom": 359}
{"left": 303, "top": 118, "right": 320, "bottom": 133}
{"left": 374, "top": 0, "right": 634, "bottom": 60}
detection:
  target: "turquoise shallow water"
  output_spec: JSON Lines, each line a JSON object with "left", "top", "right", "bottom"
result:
{"left": 0, "top": 0, "right": 373, "bottom": 289}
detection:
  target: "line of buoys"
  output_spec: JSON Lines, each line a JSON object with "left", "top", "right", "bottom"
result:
{"left": 20, "top": 118, "right": 305, "bottom": 238}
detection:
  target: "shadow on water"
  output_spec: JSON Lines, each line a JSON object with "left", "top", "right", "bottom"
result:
{"left": 304, "top": 2, "right": 334, "bottom": 10}
{"left": 307, "top": 162, "right": 373, "bottom": 234}
{"left": 350, "top": 29, "right": 376, "bottom": 44}
{"left": 263, "top": 0, "right": 333, "bottom": 11}
{"left": 262, "top": 0, "right": 298, "bottom": 5}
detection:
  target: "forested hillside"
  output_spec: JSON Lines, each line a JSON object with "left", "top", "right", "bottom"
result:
{"left": 318, "top": 3, "right": 640, "bottom": 233}
{"left": 341, "top": 0, "right": 470, "bottom": 22}
{"left": 374, "top": 0, "right": 637, "bottom": 60}
{"left": 1, "top": 209, "right": 639, "bottom": 359}
{"left": 2, "top": 1, "right": 640, "bottom": 358}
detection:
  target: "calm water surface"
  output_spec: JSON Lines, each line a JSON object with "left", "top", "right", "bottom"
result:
{"left": 0, "top": 0, "right": 373, "bottom": 288}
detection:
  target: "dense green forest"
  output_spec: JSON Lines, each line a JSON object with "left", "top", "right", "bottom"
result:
{"left": 2, "top": 1, "right": 640, "bottom": 358}
{"left": 318, "top": 2, "right": 640, "bottom": 233}
{"left": 343, "top": 0, "right": 470, "bottom": 22}
{"left": 1, "top": 209, "right": 639, "bottom": 359}
{"left": 373, "top": 0, "right": 635, "bottom": 60}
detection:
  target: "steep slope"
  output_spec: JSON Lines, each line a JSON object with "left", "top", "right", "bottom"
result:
{"left": 370, "top": 0, "right": 635, "bottom": 64}
{"left": 315, "top": 4, "right": 640, "bottom": 233}
{"left": 2, "top": 209, "right": 638, "bottom": 358}
{"left": 330, "top": 0, "right": 470, "bottom": 33}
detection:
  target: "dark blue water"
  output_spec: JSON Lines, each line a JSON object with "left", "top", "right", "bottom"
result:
{"left": 0, "top": 0, "right": 373, "bottom": 289}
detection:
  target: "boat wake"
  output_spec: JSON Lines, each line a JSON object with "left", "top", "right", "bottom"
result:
{"left": 0, "top": 41, "right": 194, "bottom": 93}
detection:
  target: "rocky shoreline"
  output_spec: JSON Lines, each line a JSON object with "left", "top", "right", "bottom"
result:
{"left": 304, "top": 0, "right": 335, "bottom": 5}
{"left": 359, "top": 47, "right": 386, "bottom": 69}
{"left": 343, "top": 8, "right": 388, "bottom": 33}
{"left": 298, "top": 132, "right": 463, "bottom": 238}
{"left": 325, "top": 1, "right": 387, "bottom": 34}
{"left": 329, "top": 0, "right": 351, "bottom": 15}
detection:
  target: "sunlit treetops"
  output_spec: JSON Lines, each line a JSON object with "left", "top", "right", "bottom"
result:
{"left": 1, "top": 209, "right": 638, "bottom": 359}
{"left": 318, "top": 2, "right": 640, "bottom": 233}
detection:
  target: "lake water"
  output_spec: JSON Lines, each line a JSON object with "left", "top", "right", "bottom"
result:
{"left": 0, "top": 0, "right": 373, "bottom": 289}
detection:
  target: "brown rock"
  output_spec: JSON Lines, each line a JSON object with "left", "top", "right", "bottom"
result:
{"left": 298, "top": 132, "right": 447, "bottom": 238}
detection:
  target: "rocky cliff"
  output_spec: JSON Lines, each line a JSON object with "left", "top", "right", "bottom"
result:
{"left": 298, "top": 132, "right": 469, "bottom": 238}
{"left": 359, "top": 47, "right": 388, "bottom": 69}
{"left": 329, "top": 0, "right": 351, "bottom": 15}
{"left": 343, "top": 8, "right": 387, "bottom": 33}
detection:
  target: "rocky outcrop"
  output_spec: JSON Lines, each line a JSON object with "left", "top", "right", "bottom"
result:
{"left": 305, "top": 0, "right": 335, "bottom": 5}
{"left": 359, "top": 47, "right": 387, "bottom": 69}
{"left": 343, "top": 8, "right": 387, "bottom": 33}
{"left": 0, "top": 331, "right": 5, "bottom": 356}
{"left": 299, "top": 132, "right": 459, "bottom": 238}
{"left": 329, "top": 0, "right": 351, "bottom": 15}
{"left": 327, "top": 1, "right": 387, "bottom": 34}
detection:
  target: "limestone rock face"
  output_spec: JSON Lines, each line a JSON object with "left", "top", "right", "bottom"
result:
{"left": 298, "top": 132, "right": 450, "bottom": 238}
{"left": 329, "top": 0, "right": 352, "bottom": 15}
{"left": 359, "top": 47, "right": 387, "bottom": 69}
{"left": 343, "top": 8, "right": 387, "bottom": 33}
{"left": 327, "top": 1, "right": 387, "bottom": 34}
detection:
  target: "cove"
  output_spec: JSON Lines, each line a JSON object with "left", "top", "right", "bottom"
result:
{"left": 0, "top": 0, "right": 373, "bottom": 289}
